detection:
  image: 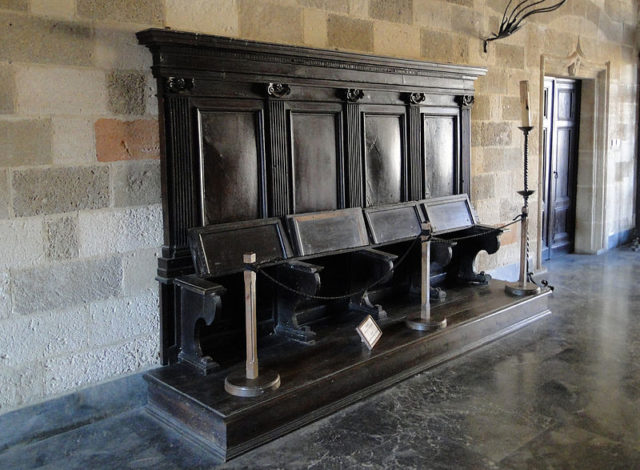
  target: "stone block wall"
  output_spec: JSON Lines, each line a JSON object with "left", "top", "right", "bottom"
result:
{"left": 0, "top": 0, "right": 637, "bottom": 413}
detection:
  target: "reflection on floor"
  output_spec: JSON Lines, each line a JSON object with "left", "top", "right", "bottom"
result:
{"left": 2, "top": 248, "right": 640, "bottom": 469}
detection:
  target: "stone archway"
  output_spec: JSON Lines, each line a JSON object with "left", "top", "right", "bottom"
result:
{"left": 537, "top": 40, "right": 610, "bottom": 269}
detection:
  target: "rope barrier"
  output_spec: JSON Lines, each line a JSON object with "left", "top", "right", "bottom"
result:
{"left": 248, "top": 215, "right": 526, "bottom": 301}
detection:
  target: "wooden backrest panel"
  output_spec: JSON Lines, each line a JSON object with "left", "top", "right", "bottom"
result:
{"left": 189, "top": 218, "right": 293, "bottom": 277}
{"left": 363, "top": 202, "right": 424, "bottom": 245}
{"left": 420, "top": 194, "right": 478, "bottom": 234}
{"left": 286, "top": 208, "right": 369, "bottom": 257}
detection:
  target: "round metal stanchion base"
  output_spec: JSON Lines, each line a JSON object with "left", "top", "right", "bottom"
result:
{"left": 505, "top": 282, "right": 541, "bottom": 296}
{"left": 224, "top": 369, "right": 281, "bottom": 398}
{"left": 405, "top": 315, "right": 447, "bottom": 331}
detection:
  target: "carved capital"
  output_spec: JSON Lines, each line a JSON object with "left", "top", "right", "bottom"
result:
{"left": 266, "top": 82, "right": 291, "bottom": 98}
{"left": 343, "top": 88, "right": 365, "bottom": 103}
{"left": 407, "top": 92, "right": 426, "bottom": 105}
{"left": 166, "top": 77, "right": 194, "bottom": 93}
{"left": 455, "top": 95, "right": 474, "bottom": 109}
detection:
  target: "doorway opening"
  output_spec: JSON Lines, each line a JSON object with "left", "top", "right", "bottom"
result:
{"left": 541, "top": 77, "right": 581, "bottom": 261}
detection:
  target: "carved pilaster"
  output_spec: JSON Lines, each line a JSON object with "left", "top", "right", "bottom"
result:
{"left": 455, "top": 95, "right": 474, "bottom": 109}
{"left": 344, "top": 88, "right": 365, "bottom": 103}
{"left": 164, "top": 95, "right": 199, "bottom": 250}
{"left": 266, "top": 82, "right": 291, "bottom": 98}
{"left": 268, "top": 100, "right": 289, "bottom": 216}
{"left": 345, "top": 103, "right": 363, "bottom": 207}
{"left": 166, "top": 77, "right": 194, "bottom": 93}
{"left": 408, "top": 105, "right": 423, "bottom": 200}
{"left": 456, "top": 95, "right": 473, "bottom": 195}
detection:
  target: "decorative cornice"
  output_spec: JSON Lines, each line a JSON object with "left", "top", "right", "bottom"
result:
{"left": 266, "top": 82, "right": 291, "bottom": 98}
{"left": 455, "top": 95, "right": 474, "bottom": 109}
{"left": 344, "top": 88, "right": 365, "bottom": 102}
{"left": 407, "top": 92, "right": 426, "bottom": 105}
{"left": 166, "top": 77, "right": 194, "bottom": 93}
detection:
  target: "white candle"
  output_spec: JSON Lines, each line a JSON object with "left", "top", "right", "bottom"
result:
{"left": 520, "top": 80, "right": 531, "bottom": 127}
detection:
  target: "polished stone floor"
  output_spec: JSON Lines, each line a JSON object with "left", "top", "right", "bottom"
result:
{"left": 2, "top": 248, "right": 640, "bottom": 469}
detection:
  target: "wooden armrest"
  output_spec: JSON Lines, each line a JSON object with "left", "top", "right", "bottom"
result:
{"left": 355, "top": 247, "right": 398, "bottom": 262}
{"left": 174, "top": 274, "right": 226, "bottom": 296}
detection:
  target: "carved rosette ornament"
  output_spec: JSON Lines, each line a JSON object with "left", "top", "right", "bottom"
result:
{"left": 344, "top": 88, "right": 365, "bottom": 102}
{"left": 266, "top": 82, "right": 291, "bottom": 98}
{"left": 455, "top": 95, "right": 474, "bottom": 109}
{"left": 407, "top": 92, "right": 426, "bottom": 105}
{"left": 166, "top": 77, "right": 194, "bottom": 93}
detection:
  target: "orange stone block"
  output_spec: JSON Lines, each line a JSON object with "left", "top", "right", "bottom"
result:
{"left": 95, "top": 118, "right": 160, "bottom": 162}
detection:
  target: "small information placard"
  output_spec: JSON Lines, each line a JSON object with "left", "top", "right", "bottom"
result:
{"left": 356, "top": 315, "right": 382, "bottom": 350}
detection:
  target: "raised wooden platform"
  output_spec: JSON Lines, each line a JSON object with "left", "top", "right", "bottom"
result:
{"left": 145, "top": 281, "right": 551, "bottom": 461}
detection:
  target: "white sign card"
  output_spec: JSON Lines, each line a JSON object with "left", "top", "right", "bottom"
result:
{"left": 356, "top": 315, "right": 382, "bottom": 350}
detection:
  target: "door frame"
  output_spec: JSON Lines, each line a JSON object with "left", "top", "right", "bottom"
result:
{"left": 536, "top": 48, "right": 610, "bottom": 270}
{"left": 542, "top": 77, "right": 581, "bottom": 260}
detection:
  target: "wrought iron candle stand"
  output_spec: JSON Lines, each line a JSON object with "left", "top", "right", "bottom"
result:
{"left": 505, "top": 126, "right": 541, "bottom": 296}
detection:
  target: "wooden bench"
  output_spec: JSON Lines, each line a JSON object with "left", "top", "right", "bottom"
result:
{"left": 175, "top": 209, "right": 397, "bottom": 374}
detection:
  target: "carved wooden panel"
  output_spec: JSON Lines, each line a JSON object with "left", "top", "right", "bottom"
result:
{"left": 287, "top": 104, "right": 344, "bottom": 213}
{"left": 197, "top": 101, "right": 266, "bottom": 224}
{"left": 189, "top": 218, "right": 293, "bottom": 277}
{"left": 286, "top": 208, "right": 369, "bottom": 256}
{"left": 362, "top": 108, "right": 406, "bottom": 206}
{"left": 423, "top": 114, "right": 458, "bottom": 198}
{"left": 363, "top": 202, "right": 424, "bottom": 244}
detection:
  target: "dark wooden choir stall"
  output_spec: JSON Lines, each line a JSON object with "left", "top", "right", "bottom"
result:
{"left": 137, "top": 29, "right": 552, "bottom": 461}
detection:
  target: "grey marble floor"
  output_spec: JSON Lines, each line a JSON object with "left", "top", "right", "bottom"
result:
{"left": 2, "top": 248, "right": 640, "bottom": 469}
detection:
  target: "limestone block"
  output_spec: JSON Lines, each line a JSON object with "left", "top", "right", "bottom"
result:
{"left": 348, "top": 0, "right": 368, "bottom": 18}
{"left": 327, "top": 14, "right": 373, "bottom": 51}
{"left": 0, "top": 13, "right": 93, "bottom": 66}
{"left": 471, "top": 173, "right": 496, "bottom": 200}
{"left": 501, "top": 96, "right": 521, "bottom": 121}
{"left": 475, "top": 69, "right": 508, "bottom": 95}
{"left": 95, "top": 119, "right": 160, "bottom": 162}
{"left": 78, "top": 205, "right": 163, "bottom": 257}
{"left": 0, "top": 170, "right": 9, "bottom": 219}
{"left": 30, "top": 0, "right": 75, "bottom": 19}
{"left": 472, "top": 95, "right": 491, "bottom": 121}
{"left": 107, "top": 71, "right": 145, "bottom": 115}
{"left": 238, "top": 0, "right": 303, "bottom": 44}
{"left": 494, "top": 43, "right": 524, "bottom": 69}
{"left": 369, "top": 0, "right": 413, "bottom": 24}
{"left": 0, "top": 66, "right": 14, "bottom": 114}
{"left": 449, "top": 4, "right": 482, "bottom": 37}
{"left": 11, "top": 256, "right": 122, "bottom": 314}
{"left": 0, "top": 218, "right": 45, "bottom": 270}
{"left": 0, "top": 271, "right": 9, "bottom": 319}
{"left": 12, "top": 166, "right": 110, "bottom": 217}
{"left": 122, "top": 247, "right": 159, "bottom": 296}
{"left": 604, "top": 0, "right": 634, "bottom": 23}
{"left": 480, "top": 122, "right": 512, "bottom": 147}
{"left": 0, "top": 119, "right": 52, "bottom": 167}
{"left": 94, "top": 28, "right": 152, "bottom": 70}
{"left": 51, "top": 117, "right": 96, "bottom": 165}
{"left": 45, "top": 214, "right": 79, "bottom": 260}
{"left": 43, "top": 336, "right": 158, "bottom": 396}
{"left": 373, "top": 22, "right": 420, "bottom": 58}
{"left": 445, "top": 0, "right": 472, "bottom": 7}
{"left": 0, "top": 363, "right": 44, "bottom": 413}
{"left": 88, "top": 292, "right": 159, "bottom": 347}
{"left": 0, "top": 306, "right": 91, "bottom": 367}
{"left": 112, "top": 160, "right": 161, "bottom": 208}
{"left": 413, "top": 0, "right": 450, "bottom": 29}
{"left": 420, "top": 29, "right": 468, "bottom": 64}
{"left": 144, "top": 72, "right": 158, "bottom": 117}
{"left": 0, "top": 0, "right": 27, "bottom": 11}
{"left": 299, "top": 0, "right": 348, "bottom": 13}
{"left": 303, "top": 8, "right": 328, "bottom": 48}
{"left": 77, "top": 0, "right": 162, "bottom": 25}
{"left": 165, "top": 0, "right": 237, "bottom": 37}
{"left": 16, "top": 66, "right": 108, "bottom": 115}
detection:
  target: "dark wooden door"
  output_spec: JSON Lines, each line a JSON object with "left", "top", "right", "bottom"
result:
{"left": 542, "top": 78, "right": 580, "bottom": 259}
